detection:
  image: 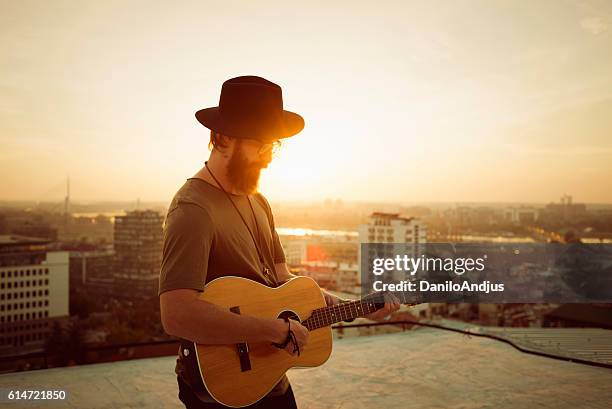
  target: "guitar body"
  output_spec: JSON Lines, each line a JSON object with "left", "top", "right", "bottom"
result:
{"left": 194, "top": 276, "right": 332, "bottom": 407}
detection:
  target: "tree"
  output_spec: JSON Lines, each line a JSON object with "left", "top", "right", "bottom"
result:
{"left": 43, "top": 320, "right": 87, "bottom": 366}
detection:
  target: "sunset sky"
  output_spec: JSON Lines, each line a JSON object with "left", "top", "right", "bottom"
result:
{"left": 1, "top": 0, "right": 611, "bottom": 204}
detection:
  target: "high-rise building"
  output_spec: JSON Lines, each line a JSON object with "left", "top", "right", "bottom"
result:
{"left": 0, "top": 235, "right": 69, "bottom": 354}
{"left": 358, "top": 212, "right": 427, "bottom": 288}
{"left": 359, "top": 212, "right": 427, "bottom": 244}
{"left": 113, "top": 210, "right": 164, "bottom": 299}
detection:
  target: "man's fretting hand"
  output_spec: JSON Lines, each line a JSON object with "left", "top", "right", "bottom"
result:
{"left": 363, "top": 292, "right": 401, "bottom": 321}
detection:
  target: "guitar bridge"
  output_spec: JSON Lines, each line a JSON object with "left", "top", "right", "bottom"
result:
{"left": 230, "top": 306, "right": 252, "bottom": 372}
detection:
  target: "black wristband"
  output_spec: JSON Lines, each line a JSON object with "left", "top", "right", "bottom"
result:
{"left": 271, "top": 318, "right": 292, "bottom": 349}
{"left": 271, "top": 318, "right": 301, "bottom": 356}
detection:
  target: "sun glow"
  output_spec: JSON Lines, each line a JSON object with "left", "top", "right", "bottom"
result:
{"left": 2, "top": 2, "right": 612, "bottom": 203}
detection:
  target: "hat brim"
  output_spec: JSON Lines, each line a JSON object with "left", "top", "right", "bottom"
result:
{"left": 195, "top": 107, "right": 304, "bottom": 142}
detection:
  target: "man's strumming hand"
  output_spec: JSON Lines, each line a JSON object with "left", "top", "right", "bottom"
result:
{"left": 272, "top": 318, "right": 309, "bottom": 356}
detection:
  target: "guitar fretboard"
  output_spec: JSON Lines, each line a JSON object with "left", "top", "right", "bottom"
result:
{"left": 302, "top": 291, "right": 412, "bottom": 331}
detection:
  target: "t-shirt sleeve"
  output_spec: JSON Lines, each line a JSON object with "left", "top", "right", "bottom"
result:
{"left": 158, "top": 202, "right": 214, "bottom": 295}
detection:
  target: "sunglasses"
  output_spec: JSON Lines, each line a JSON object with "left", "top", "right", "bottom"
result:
{"left": 258, "top": 140, "right": 282, "bottom": 156}
{"left": 241, "top": 138, "right": 282, "bottom": 156}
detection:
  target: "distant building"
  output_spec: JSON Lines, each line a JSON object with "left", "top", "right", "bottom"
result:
{"left": 297, "top": 261, "right": 339, "bottom": 290}
{"left": 11, "top": 223, "right": 58, "bottom": 241}
{"left": 281, "top": 238, "right": 357, "bottom": 266}
{"left": 0, "top": 235, "right": 69, "bottom": 354}
{"left": 69, "top": 248, "right": 115, "bottom": 299}
{"left": 113, "top": 210, "right": 163, "bottom": 299}
{"left": 62, "top": 214, "right": 114, "bottom": 243}
{"left": 541, "top": 195, "right": 587, "bottom": 224}
{"left": 358, "top": 212, "right": 427, "bottom": 286}
{"left": 296, "top": 261, "right": 360, "bottom": 294}
{"left": 359, "top": 212, "right": 427, "bottom": 244}
{"left": 504, "top": 206, "right": 539, "bottom": 224}
{"left": 337, "top": 262, "right": 360, "bottom": 294}
{"left": 283, "top": 240, "right": 308, "bottom": 266}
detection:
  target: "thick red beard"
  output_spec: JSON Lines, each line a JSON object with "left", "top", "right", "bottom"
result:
{"left": 227, "top": 144, "right": 266, "bottom": 194}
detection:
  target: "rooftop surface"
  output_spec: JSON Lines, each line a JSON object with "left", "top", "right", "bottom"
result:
{"left": 1, "top": 328, "right": 611, "bottom": 408}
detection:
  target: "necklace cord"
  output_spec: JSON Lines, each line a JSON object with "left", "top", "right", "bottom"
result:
{"left": 204, "top": 161, "right": 278, "bottom": 285}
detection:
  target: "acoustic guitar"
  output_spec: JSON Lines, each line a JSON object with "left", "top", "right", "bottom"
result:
{"left": 192, "top": 275, "right": 412, "bottom": 407}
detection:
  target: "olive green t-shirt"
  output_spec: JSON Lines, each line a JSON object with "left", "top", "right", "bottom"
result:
{"left": 158, "top": 177, "right": 288, "bottom": 402}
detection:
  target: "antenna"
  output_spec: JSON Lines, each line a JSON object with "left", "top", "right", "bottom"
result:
{"left": 64, "top": 176, "right": 71, "bottom": 231}
{"left": 64, "top": 177, "right": 70, "bottom": 214}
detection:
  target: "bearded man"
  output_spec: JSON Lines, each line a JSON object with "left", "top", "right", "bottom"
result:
{"left": 158, "top": 76, "right": 399, "bottom": 408}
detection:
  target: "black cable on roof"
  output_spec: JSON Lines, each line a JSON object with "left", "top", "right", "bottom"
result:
{"left": 332, "top": 320, "right": 612, "bottom": 370}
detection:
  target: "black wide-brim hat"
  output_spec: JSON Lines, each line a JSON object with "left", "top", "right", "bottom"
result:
{"left": 195, "top": 76, "right": 305, "bottom": 142}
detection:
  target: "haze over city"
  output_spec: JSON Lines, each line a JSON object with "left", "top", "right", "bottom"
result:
{"left": 2, "top": 0, "right": 612, "bottom": 203}
{"left": 1, "top": 4, "right": 612, "bottom": 408}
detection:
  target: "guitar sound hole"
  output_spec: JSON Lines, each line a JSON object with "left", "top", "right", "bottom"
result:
{"left": 277, "top": 310, "right": 300, "bottom": 322}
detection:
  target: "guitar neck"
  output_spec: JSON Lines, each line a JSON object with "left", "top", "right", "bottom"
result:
{"left": 302, "top": 291, "right": 413, "bottom": 331}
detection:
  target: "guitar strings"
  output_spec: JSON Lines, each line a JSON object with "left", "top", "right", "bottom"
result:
{"left": 304, "top": 290, "right": 414, "bottom": 330}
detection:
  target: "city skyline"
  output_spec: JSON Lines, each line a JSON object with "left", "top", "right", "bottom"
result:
{"left": 3, "top": 193, "right": 612, "bottom": 210}
{"left": 2, "top": 1, "right": 612, "bottom": 203}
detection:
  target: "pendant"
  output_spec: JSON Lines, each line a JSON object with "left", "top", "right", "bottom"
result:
{"left": 263, "top": 266, "right": 276, "bottom": 285}
{"left": 263, "top": 266, "right": 271, "bottom": 277}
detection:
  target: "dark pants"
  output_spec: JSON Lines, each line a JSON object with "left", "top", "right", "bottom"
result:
{"left": 177, "top": 376, "right": 298, "bottom": 409}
